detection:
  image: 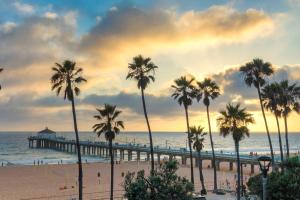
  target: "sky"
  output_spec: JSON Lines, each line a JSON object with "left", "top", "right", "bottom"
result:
{"left": 0, "top": 0, "right": 299, "bottom": 132}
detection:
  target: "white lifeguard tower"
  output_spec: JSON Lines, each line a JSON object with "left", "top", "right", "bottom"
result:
{"left": 37, "top": 127, "right": 56, "bottom": 139}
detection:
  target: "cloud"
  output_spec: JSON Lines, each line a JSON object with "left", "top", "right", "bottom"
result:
{"left": 44, "top": 12, "right": 58, "bottom": 19}
{"left": 0, "top": 22, "right": 17, "bottom": 33}
{"left": 0, "top": 14, "right": 78, "bottom": 95}
{"left": 13, "top": 1, "right": 35, "bottom": 14}
{"left": 80, "top": 5, "right": 274, "bottom": 69}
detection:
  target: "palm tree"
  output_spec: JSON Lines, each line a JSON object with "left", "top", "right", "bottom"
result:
{"left": 93, "top": 104, "right": 124, "bottom": 200}
{"left": 190, "top": 125, "right": 207, "bottom": 195}
{"left": 171, "top": 75, "right": 197, "bottom": 184}
{"left": 261, "top": 83, "right": 284, "bottom": 165}
{"left": 278, "top": 80, "right": 300, "bottom": 158}
{"left": 197, "top": 78, "right": 220, "bottom": 191}
{"left": 126, "top": 55, "right": 158, "bottom": 173}
{"left": 51, "top": 60, "right": 86, "bottom": 200}
{"left": 217, "top": 103, "right": 254, "bottom": 200}
{"left": 240, "top": 58, "right": 275, "bottom": 167}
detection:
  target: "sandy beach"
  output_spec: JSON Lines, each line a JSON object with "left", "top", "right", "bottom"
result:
{"left": 0, "top": 160, "right": 259, "bottom": 200}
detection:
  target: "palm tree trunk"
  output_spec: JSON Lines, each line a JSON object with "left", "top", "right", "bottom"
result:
{"left": 197, "top": 150, "right": 206, "bottom": 194}
{"left": 109, "top": 139, "right": 114, "bottom": 200}
{"left": 141, "top": 88, "right": 155, "bottom": 173}
{"left": 275, "top": 115, "right": 284, "bottom": 165}
{"left": 235, "top": 141, "right": 241, "bottom": 200}
{"left": 206, "top": 105, "right": 217, "bottom": 191}
{"left": 257, "top": 87, "right": 275, "bottom": 168}
{"left": 284, "top": 115, "right": 290, "bottom": 158}
{"left": 240, "top": 163, "right": 244, "bottom": 196}
{"left": 184, "top": 105, "right": 194, "bottom": 184}
{"left": 71, "top": 97, "right": 83, "bottom": 200}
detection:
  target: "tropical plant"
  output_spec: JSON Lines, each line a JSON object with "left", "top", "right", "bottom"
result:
{"left": 51, "top": 60, "right": 86, "bottom": 200}
{"left": 240, "top": 58, "right": 275, "bottom": 167}
{"left": 217, "top": 103, "right": 254, "bottom": 200}
{"left": 197, "top": 78, "right": 220, "bottom": 191}
{"left": 93, "top": 104, "right": 124, "bottom": 200}
{"left": 277, "top": 80, "right": 300, "bottom": 158}
{"left": 190, "top": 126, "right": 207, "bottom": 195}
{"left": 126, "top": 55, "right": 158, "bottom": 173}
{"left": 247, "top": 157, "right": 300, "bottom": 200}
{"left": 261, "top": 83, "right": 284, "bottom": 165}
{"left": 171, "top": 75, "right": 197, "bottom": 184}
{"left": 123, "top": 160, "right": 194, "bottom": 200}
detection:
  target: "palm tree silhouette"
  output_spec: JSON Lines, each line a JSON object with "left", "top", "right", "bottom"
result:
{"left": 51, "top": 60, "right": 86, "bottom": 200}
{"left": 126, "top": 55, "right": 158, "bottom": 173}
{"left": 93, "top": 104, "right": 124, "bottom": 200}
{"left": 197, "top": 78, "right": 220, "bottom": 191}
{"left": 190, "top": 125, "right": 207, "bottom": 195}
{"left": 261, "top": 83, "right": 284, "bottom": 165}
{"left": 278, "top": 80, "right": 300, "bottom": 158}
{"left": 217, "top": 103, "right": 254, "bottom": 200}
{"left": 171, "top": 75, "right": 197, "bottom": 184}
{"left": 0, "top": 68, "right": 3, "bottom": 90}
{"left": 240, "top": 58, "right": 275, "bottom": 167}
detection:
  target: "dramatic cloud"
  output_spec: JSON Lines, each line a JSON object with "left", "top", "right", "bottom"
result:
{"left": 80, "top": 5, "right": 274, "bottom": 67}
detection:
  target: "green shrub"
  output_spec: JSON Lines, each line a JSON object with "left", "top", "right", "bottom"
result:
{"left": 123, "top": 160, "right": 194, "bottom": 200}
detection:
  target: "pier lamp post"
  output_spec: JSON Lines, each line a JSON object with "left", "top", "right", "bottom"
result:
{"left": 258, "top": 156, "right": 271, "bottom": 200}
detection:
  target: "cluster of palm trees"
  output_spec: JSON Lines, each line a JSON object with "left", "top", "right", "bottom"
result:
{"left": 31, "top": 57, "right": 298, "bottom": 200}
{"left": 240, "top": 59, "right": 300, "bottom": 166}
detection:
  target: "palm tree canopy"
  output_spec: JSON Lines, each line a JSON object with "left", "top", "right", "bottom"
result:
{"left": 278, "top": 80, "right": 300, "bottom": 117}
{"left": 217, "top": 103, "right": 254, "bottom": 143}
{"left": 261, "top": 82, "right": 282, "bottom": 117}
{"left": 171, "top": 76, "right": 197, "bottom": 107}
{"left": 240, "top": 58, "right": 274, "bottom": 88}
{"left": 197, "top": 78, "right": 220, "bottom": 106}
{"left": 51, "top": 60, "right": 86, "bottom": 101}
{"left": 93, "top": 104, "right": 124, "bottom": 141}
{"left": 0, "top": 68, "right": 3, "bottom": 90}
{"left": 190, "top": 126, "right": 207, "bottom": 152}
{"left": 126, "top": 55, "right": 158, "bottom": 90}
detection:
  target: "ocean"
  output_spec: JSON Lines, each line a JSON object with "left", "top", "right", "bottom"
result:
{"left": 1, "top": 131, "right": 299, "bottom": 166}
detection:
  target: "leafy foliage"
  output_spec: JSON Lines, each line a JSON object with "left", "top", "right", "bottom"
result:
{"left": 217, "top": 103, "right": 254, "bottom": 143}
{"left": 123, "top": 160, "right": 194, "bottom": 200}
{"left": 197, "top": 78, "right": 220, "bottom": 107}
{"left": 171, "top": 76, "right": 197, "bottom": 107}
{"left": 92, "top": 104, "right": 124, "bottom": 141}
{"left": 51, "top": 60, "right": 86, "bottom": 101}
{"left": 278, "top": 80, "right": 300, "bottom": 117}
{"left": 190, "top": 126, "right": 207, "bottom": 152}
{"left": 126, "top": 55, "right": 158, "bottom": 90}
{"left": 239, "top": 58, "right": 274, "bottom": 89}
{"left": 247, "top": 157, "right": 300, "bottom": 200}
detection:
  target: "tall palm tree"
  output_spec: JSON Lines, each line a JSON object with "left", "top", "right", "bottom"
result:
{"left": 190, "top": 125, "right": 207, "bottom": 195}
{"left": 171, "top": 75, "right": 197, "bottom": 184}
{"left": 197, "top": 78, "right": 220, "bottom": 191}
{"left": 261, "top": 83, "right": 284, "bottom": 165}
{"left": 240, "top": 58, "right": 275, "bottom": 167}
{"left": 278, "top": 80, "right": 300, "bottom": 158}
{"left": 126, "top": 55, "right": 158, "bottom": 173}
{"left": 93, "top": 104, "right": 124, "bottom": 200}
{"left": 51, "top": 60, "right": 86, "bottom": 200}
{"left": 217, "top": 103, "right": 254, "bottom": 200}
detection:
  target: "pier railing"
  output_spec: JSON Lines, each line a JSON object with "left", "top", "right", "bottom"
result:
{"left": 28, "top": 135, "right": 280, "bottom": 173}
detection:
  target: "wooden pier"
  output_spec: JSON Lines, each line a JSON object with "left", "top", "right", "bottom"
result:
{"left": 28, "top": 135, "right": 275, "bottom": 173}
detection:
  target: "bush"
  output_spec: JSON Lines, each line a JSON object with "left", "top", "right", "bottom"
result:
{"left": 123, "top": 160, "right": 194, "bottom": 200}
{"left": 247, "top": 157, "right": 300, "bottom": 200}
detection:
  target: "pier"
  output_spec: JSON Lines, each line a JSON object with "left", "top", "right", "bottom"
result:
{"left": 28, "top": 135, "right": 276, "bottom": 173}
